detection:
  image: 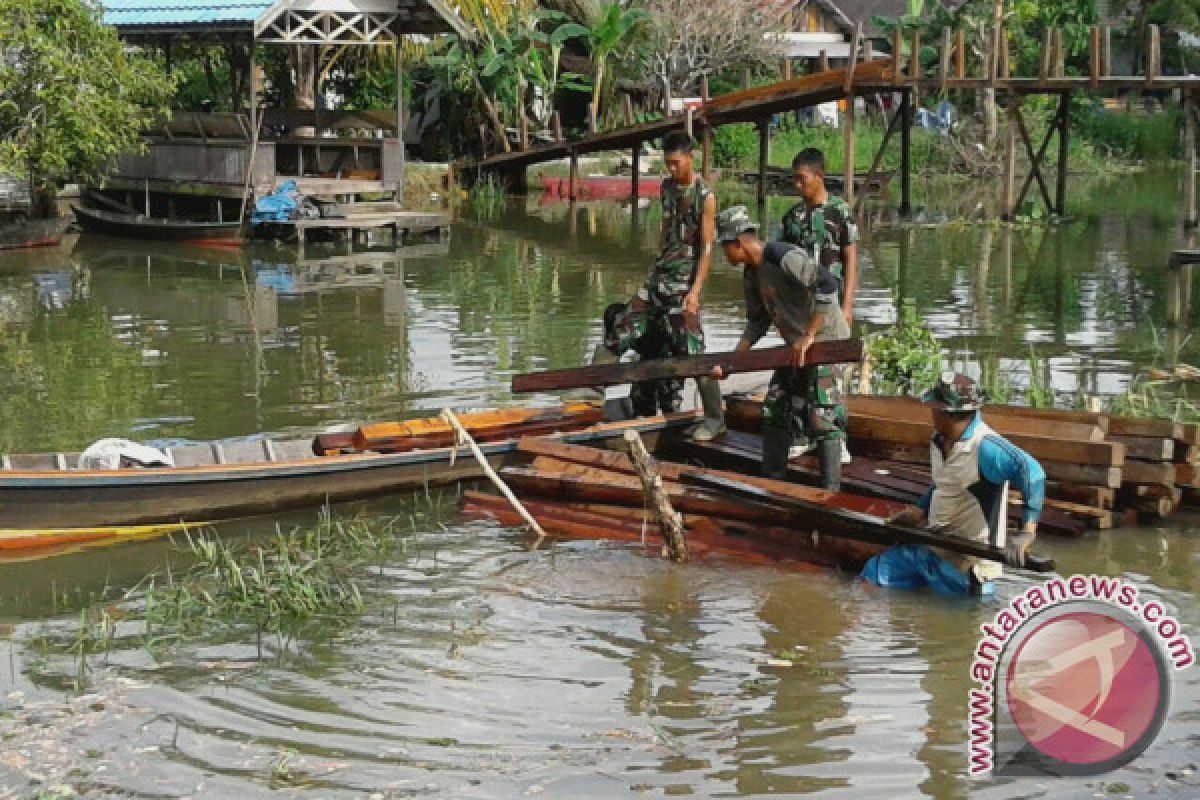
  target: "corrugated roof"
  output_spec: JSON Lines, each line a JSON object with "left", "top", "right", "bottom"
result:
{"left": 102, "top": 1, "right": 272, "bottom": 29}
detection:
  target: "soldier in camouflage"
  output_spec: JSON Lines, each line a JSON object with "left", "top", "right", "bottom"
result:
{"left": 711, "top": 205, "right": 850, "bottom": 490}
{"left": 780, "top": 147, "right": 859, "bottom": 323}
{"left": 602, "top": 131, "right": 725, "bottom": 439}
{"left": 602, "top": 302, "right": 682, "bottom": 416}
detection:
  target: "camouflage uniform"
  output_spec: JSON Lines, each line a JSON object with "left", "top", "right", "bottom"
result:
{"left": 742, "top": 242, "right": 851, "bottom": 448}
{"left": 780, "top": 195, "right": 860, "bottom": 284}
{"left": 628, "top": 325, "right": 683, "bottom": 416}
{"left": 606, "top": 177, "right": 712, "bottom": 362}
{"left": 779, "top": 195, "right": 858, "bottom": 446}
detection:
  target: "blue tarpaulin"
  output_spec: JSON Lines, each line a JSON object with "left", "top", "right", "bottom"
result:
{"left": 252, "top": 180, "right": 300, "bottom": 225}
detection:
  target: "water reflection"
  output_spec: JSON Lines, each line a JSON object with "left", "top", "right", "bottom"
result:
{"left": 0, "top": 172, "right": 1197, "bottom": 797}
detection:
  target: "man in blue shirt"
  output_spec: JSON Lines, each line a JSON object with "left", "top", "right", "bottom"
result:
{"left": 861, "top": 373, "right": 1045, "bottom": 596}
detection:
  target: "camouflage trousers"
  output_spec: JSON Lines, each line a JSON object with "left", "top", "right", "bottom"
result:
{"left": 762, "top": 365, "right": 847, "bottom": 443}
{"left": 606, "top": 260, "right": 703, "bottom": 414}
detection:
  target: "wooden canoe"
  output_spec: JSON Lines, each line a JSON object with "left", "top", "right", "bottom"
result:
{"left": 0, "top": 404, "right": 701, "bottom": 534}
{"left": 72, "top": 206, "right": 243, "bottom": 245}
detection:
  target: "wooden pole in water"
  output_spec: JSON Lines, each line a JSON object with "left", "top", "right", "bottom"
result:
{"left": 701, "top": 77, "right": 712, "bottom": 182}
{"left": 1056, "top": 91, "right": 1069, "bottom": 216}
{"left": 632, "top": 139, "right": 641, "bottom": 205}
{"left": 568, "top": 148, "right": 578, "bottom": 205}
{"left": 757, "top": 117, "right": 769, "bottom": 215}
{"left": 441, "top": 409, "right": 547, "bottom": 547}
{"left": 1002, "top": 96, "right": 1019, "bottom": 219}
{"left": 843, "top": 93, "right": 855, "bottom": 206}
{"left": 899, "top": 90, "right": 912, "bottom": 215}
{"left": 623, "top": 430, "right": 688, "bottom": 562}
{"left": 1186, "top": 93, "right": 1197, "bottom": 228}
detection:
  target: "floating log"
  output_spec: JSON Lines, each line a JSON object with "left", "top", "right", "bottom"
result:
{"left": 511, "top": 340, "right": 864, "bottom": 394}
{"left": 681, "top": 472, "right": 1055, "bottom": 572}
{"left": 1109, "top": 435, "right": 1174, "bottom": 462}
{"left": 623, "top": 430, "right": 688, "bottom": 561}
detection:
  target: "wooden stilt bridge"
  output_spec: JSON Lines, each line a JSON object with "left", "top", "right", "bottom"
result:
{"left": 457, "top": 22, "right": 1200, "bottom": 224}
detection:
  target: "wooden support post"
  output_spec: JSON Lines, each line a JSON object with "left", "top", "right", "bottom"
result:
{"left": 519, "top": 113, "right": 528, "bottom": 151}
{"left": 623, "top": 430, "right": 688, "bottom": 562}
{"left": 248, "top": 36, "right": 257, "bottom": 136}
{"left": 1056, "top": 91, "right": 1069, "bottom": 216}
{"left": 632, "top": 142, "right": 641, "bottom": 206}
{"left": 819, "top": 49, "right": 830, "bottom": 73}
{"left": 588, "top": 102, "right": 598, "bottom": 133}
{"left": 395, "top": 40, "right": 406, "bottom": 203}
{"left": 783, "top": 58, "right": 792, "bottom": 81}
{"left": 843, "top": 94, "right": 855, "bottom": 206}
{"left": 1103, "top": 26, "right": 1112, "bottom": 77}
{"left": 999, "top": 26, "right": 1010, "bottom": 79}
{"left": 552, "top": 111, "right": 563, "bottom": 142}
{"left": 1002, "top": 96, "right": 1019, "bottom": 219}
{"left": 743, "top": 68, "right": 752, "bottom": 90}
{"left": 568, "top": 149, "right": 578, "bottom": 205}
{"left": 1147, "top": 24, "right": 1160, "bottom": 87}
{"left": 1054, "top": 27, "right": 1065, "bottom": 78}
{"left": 843, "top": 22, "right": 862, "bottom": 96}
{"left": 939, "top": 27, "right": 952, "bottom": 93}
{"left": 701, "top": 75, "right": 710, "bottom": 104}
{"left": 622, "top": 93, "right": 635, "bottom": 127}
{"left": 214, "top": 198, "right": 222, "bottom": 223}
{"left": 856, "top": 103, "right": 903, "bottom": 213}
{"left": 757, "top": 118, "right": 769, "bottom": 213}
{"left": 910, "top": 30, "right": 921, "bottom": 92}
{"left": 988, "top": 26, "right": 999, "bottom": 87}
{"left": 685, "top": 107, "right": 694, "bottom": 138}
{"left": 702, "top": 124, "right": 713, "bottom": 182}
{"left": 1090, "top": 26, "right": 1102, "bottom": 90}
{"left": 144, "top": 180, "right": 151, "bottom": 216}
{"left": 899, "top": 90, "right": 912, "bottom": 216}
{"left": 1039, "top": 29, "right": 1052, "bottom": 86}
{"left": 1186, "top": 94, "right": 1197, "bottom": 228}
{"left": 955, "top": 29, "right": 966, "bottom": 79}
{"left": 893, "top": 28, "right": 904, "bottom": 87}
{"left": 1012, "top": 105, "right": 1056, "bottom": 213}
{"left": 865, "top": 39, "right": 874, "bottom": 62}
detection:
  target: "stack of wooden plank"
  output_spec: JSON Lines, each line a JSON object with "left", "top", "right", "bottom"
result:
{"left": 717, "top": 393, "right": 1199, "bottom": 529}
{"left": 462, "top": 437, "right": 910, "bottom": 572}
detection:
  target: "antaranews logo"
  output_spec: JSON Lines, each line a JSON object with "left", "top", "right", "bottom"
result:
{"left": 967, "top": 575, "right": 1194, "bottom": 778}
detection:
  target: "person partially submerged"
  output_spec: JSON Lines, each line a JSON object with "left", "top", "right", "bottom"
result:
{"left": 861, "top": 373, "right": 1046, "bottom": 596}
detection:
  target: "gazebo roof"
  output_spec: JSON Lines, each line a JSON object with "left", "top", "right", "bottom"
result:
{"left": 103, "top": 0, "right": 469, "bottom": 39}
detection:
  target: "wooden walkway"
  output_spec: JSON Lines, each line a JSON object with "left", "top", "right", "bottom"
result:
{"left": 459, "top": 21, "right": 1200, "bottom": 222}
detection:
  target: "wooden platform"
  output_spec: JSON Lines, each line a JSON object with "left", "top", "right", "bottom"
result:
{"left": 258, "top": 211, "right": 449, "bottom": 243}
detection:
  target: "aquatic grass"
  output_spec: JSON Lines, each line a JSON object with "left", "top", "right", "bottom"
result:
{"left": 865, "top": 302, "right": 942, "bottom": 396}
{"left": 1025, "top": 347, "right": 1053, "bottom": 409}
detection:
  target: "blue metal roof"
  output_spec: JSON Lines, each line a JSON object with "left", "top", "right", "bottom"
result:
{"left": 102, "top": 1, "right": 275, "bottom": 29}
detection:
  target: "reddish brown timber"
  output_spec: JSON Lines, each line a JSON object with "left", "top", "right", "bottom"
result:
{"left": 1179, "top": 424, "right": 1200, "bottom": 446}
{"left": 680, "top": 472, "right": 1056, "bottom": 572}
{"left": 1048, "top": 482, "right": 1115, "bottom": 509}
{"left": 1107, "top": 416, "right": 1184, "bottom": 439}
{"left": 1175, "top": 463, "right": 1200, "bottom": 487}
{"left": 354, "top": 403, "right": 604, "bottom": 452}
{"left": 1178, "top": 445, "right": 1200, "bottom": 465}
{"left": 511, "top": 340, "right": 864, "bottom": 394}
{"left": 1109, "top": 435, "right": 1174, "bottom": 462}
{"left": 844, "top": 396, "right": 1108, "bottom": 441}
{"left": 1120, "top": 460, "right": 1176, "bottom": 487}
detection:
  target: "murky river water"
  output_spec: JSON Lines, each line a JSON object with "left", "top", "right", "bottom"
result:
{"left": 0, "top": 172, "right": 1198, "bottom": 797}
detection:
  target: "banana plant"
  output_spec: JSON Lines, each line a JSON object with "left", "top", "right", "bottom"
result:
{"left": 579, "top": 2, "right": 646, "bottom": 128}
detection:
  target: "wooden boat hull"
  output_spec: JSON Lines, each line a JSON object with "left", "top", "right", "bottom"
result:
{"left": 539, "top": 175, "right": 662, "bottom": 200}
{"left": 72, "top": 206, "right": 242, "bottom": 244}
{"left": 0, "top": 412, "right": 697, "bottom": 531}
{"left": 0, "top": 216, "right": 69, "bottom": 250}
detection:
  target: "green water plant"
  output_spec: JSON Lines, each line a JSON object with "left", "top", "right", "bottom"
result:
{"left": 866, "top": 302, "right": 942, "bottom": 396}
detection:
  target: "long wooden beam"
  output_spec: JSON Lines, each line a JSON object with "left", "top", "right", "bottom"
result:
{"left": 511, "top": 340, "right": 864, "bottom": 394}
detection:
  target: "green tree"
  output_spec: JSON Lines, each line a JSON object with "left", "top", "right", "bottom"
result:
{"left": 579, "top": 2, "right": 647, "bottom": 127}
{"left": 0, "top": 0, "right": 174, "bottom": 217}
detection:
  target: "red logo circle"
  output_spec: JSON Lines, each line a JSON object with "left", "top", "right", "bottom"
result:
{"left": 1005, "top": 610, "right": 1165, "bottom": 768}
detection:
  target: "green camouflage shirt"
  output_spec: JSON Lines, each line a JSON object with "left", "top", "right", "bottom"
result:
{"left": 780, "top": 195, "right": 859, "bottom": 280}
{"left": 659, "top": 177, "right": 712, "bottom": 265}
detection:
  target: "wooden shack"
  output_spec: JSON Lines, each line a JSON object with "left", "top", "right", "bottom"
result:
{"left": 96, "top": 0, "right": 468, "bottom": 221}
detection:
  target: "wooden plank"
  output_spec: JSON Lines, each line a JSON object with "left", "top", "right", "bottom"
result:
{"left": 1177, "top": 445, "right": 1200, "bottom": 464}
{"left": 1109, "top": 435, "right": 1173, "bottom": 462}
{"left": 1040, "top": 461, "right": 1123, "bottom": 489}
{"left": 1179, "top": 423, "right": 1200, "bottom": 446}
{"left": 1147, "top": 24, "right": 1160, "bottom": 87}
{"left": 955, "top": 29, "right": 966, "bottom": 80}
{"left": 1048, "top": 481, "right": 1115, "bottom": 509}
{"left": 1039, "top": 29, "right": 1053, "bottom": 86}
{"left": 844, "top": 22, "right": 862, "bottom": 96}
{"left": 511, "top": 340, "right": 864, "bottom": 394}
{"left": 843, "top": 396, "right": 1106, "bottom": 441}
{"left": 354, "top": 403, "right": 602, "bottom": 452}
{"left": 893, "top": 28, "right": 904, "bottom": 87}
{"left": 1121, "top": 459, "right": 1175, "bottom": 487}
{"left": 1090, "top": 26, "right": 1101, "bottom": 90}
{"left": 847, "top": 416, "right": 1123, "bottom": 466}
{"left": 939, "top": 27, "right": 952, "bottom": 93}
{"left": 1108, "top": 416, "right": 1184, "bottom": 439}
{"left": 682, "top": 472, "right": 1055, "bottom": 572}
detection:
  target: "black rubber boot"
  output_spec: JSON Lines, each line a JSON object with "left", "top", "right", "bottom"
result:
{"left": 691, "top": 377, "right": 727, "bottom": 441}
{"left": 817, "top": 438, "right": 842, "bottom": 492}
{"left": 761, "top": 430, "right": 793, "bottom": 480}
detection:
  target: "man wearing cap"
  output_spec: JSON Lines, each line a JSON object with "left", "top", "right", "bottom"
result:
{"left": 861, "top": 373, "right": 1046, "bottom": 596}
{"left": 712, "top": 205, "right": 850, "bottom": 489}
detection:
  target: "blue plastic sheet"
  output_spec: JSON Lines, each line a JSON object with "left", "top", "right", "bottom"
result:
{"left": 252, "top": 180, "right": 300, "bottom": 225}
{"left": 861, "top": 543, "right": 989, "bottom": 596}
